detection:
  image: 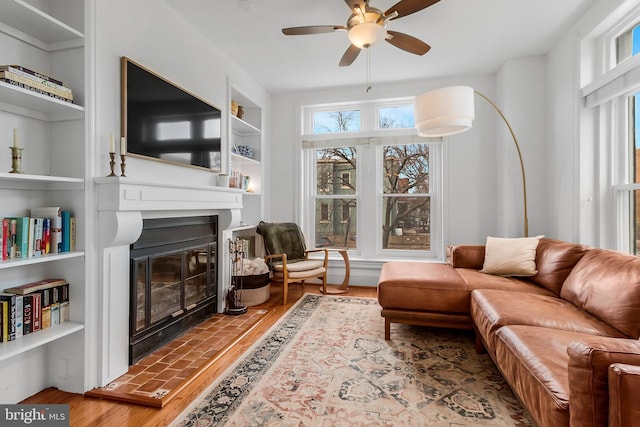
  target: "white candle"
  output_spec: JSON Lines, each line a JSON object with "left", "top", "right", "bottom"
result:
{"left": 13, "top": 128, "right": 19, "bottom": 148}
{"left": 109, "top": 133, "right": 115, "bottom": 153}
{"left": 120, "top": 137, "right": 126, "bottom": 154}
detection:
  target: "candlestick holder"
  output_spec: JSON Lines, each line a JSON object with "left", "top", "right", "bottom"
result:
{"left": 9, "top": 146, "right": 24, "bottom": 174}
{"left": 120, "top": 154, "right": 127, "bottom": 177}
{"left": 107, "top": 152, "right": 117, "bottom": 177}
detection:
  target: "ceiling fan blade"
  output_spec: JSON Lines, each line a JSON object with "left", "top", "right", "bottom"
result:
{"left": 282, "top": 25, "right": 346, "bottom": 36}
{"left": 386, "top": 31, "right": 431, "bottom": 55}
{"left": 344, "top": 0, "right": 366, "bottom": 11}
{"left": 385, "top": 0, "right": 440, "bottom": 20}
{"left": 339, "top": 44, "right": 361, "bottom": 67}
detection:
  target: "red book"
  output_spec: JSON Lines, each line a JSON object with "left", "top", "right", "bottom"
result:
{"left": 31, "top": 292, "right": 41, "bottom": 332}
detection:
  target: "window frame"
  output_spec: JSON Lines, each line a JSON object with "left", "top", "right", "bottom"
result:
{"left": 301, "top": 98, "right": 443, "bottom": 261}
{"left": 582, "top": 3, "right": 640, "bottom": 253}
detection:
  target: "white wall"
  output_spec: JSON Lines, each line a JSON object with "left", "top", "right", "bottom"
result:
{"left": 495, "top": 56, "right": 547, "bottom": 238}
{"left": 270, "top": 71, "right": 547, "bottom": 245}
{"left": 86, "top": 0, "right": 270, "bottom": 389}
{"left": 93, "top": 0, "right": 270, "bottom": 186}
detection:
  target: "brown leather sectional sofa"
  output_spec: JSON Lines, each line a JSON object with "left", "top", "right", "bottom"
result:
{"left": 377, "top": 238, "right": 640, "bottom": 427}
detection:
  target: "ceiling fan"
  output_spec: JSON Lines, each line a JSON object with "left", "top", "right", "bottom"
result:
{"left": 281, "top": 0, "right": 440, "bottom": 67}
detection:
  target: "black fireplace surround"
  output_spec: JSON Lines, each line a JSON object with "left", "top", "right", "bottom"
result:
{"left": 129, "top": 215, "right": 218, "bottom": 364}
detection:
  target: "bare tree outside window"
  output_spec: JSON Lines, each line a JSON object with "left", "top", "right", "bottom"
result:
{"left": 309, "top": 104, "right": 431, "bottom": 252}
{"left": 382, "top": 144, "right": 430, "bottom": 250}
{"left": 314, "top": 110, "right": 361, "bottom": 133}
{"left": 313, "top": 110, "right": 359, "bottom": 248}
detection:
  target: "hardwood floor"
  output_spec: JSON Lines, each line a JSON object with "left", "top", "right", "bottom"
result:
{"left": 22, "top": 284, "right": 378, "bottom": 427}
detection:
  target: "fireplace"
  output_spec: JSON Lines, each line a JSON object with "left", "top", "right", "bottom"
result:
{"left": 129, "top": 215, "right": 218, "bottom": 364}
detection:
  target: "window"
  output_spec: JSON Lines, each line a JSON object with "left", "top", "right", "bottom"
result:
{"left": 314, "top": 147, "right": 357, "bottom": 248}
{"left": 616, "top": 21, "right": 640, "bottom": 64}
{"left": 378, "top": 105, "right": 415, "bottom": 129}
{"left": 320, "top": 203, "right": 329, "bottom": 223}
{"left": 582, "top": 5, "right": 640, "bottom": 253}
{"left": 382, "top": 144, "right": 431, "bottom": 250}
{"left": 302, "top": 101, "right": 441, "bottom": 260}
{"left": 340, "top": 171, "right": 351, "bottom": 188}
{"left": 313, "top": 110, "right": 361, "bottom": 133}
{"left": 624, "top": 92, "right": 640, "bottom": 254}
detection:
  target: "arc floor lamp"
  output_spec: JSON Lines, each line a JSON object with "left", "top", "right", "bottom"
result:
{"left": 413, "top": 86, "right": 529, "bottom": 237}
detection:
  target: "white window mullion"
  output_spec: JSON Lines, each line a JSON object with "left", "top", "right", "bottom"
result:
{"left": 357, "top": 145, "right": 375, "bottom": 259}
{"left": 303, "top": 149, "right": 317, "bottom": 248}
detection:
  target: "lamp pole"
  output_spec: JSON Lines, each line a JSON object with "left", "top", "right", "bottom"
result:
{"left": 474, "top": 90, "right": 529, "bottom": 237}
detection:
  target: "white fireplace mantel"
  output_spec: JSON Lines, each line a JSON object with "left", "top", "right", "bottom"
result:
{"left": 95, "top": 177, "right": 243, "bottom": 213}
{"left": 93, "top": 177, "right": 244, "bottom": 385}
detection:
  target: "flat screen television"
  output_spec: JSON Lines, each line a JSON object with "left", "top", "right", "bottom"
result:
{"left": 121, "top": 57, "right": 222, "bottom": 171}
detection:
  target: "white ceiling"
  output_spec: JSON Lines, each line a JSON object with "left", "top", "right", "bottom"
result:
{"left": 166, "top": 0, "right": 596, "bottom": 93}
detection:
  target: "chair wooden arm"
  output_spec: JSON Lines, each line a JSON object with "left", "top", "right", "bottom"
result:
{"left": 264, "top": 253, "right": 287, "bottom": 269}
{"left": 304, "top": 248, "right": 329, "bottom": 267}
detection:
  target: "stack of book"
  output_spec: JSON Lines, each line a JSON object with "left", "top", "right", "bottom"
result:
{"left": 0, "top": 278, "right": 70, "bottom": 342}
{"left": 0, "top": 65, "right": 73, "bottom": 103}
{"left": 0, "top": 207, "right": 75, "bottom": 261}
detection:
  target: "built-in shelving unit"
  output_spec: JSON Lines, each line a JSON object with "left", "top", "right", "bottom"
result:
{"left": 0, "top": 172, "right": 84, "bottom": 190}
{"left": 0, "top": 321, "right": 84, "bottom": 363}
{"left": 0, "top": 0, "right": 87, "bottom": 403}
{"left": 229, "top": 83, "right": 264, "bottom": 225}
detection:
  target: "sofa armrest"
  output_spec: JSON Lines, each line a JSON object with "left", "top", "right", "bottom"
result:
{"left": 447, "top": 245, "right": 485, "bottom": 269}
{"left": 608, "top": 363, "right": 640, "bottom": 427}
{"left": 567, "top": 337, "right": 640, "bottom": 427}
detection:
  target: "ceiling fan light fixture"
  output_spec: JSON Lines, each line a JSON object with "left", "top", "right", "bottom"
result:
{"left": 348, "top": 22, "right": 386, "bottom": 48}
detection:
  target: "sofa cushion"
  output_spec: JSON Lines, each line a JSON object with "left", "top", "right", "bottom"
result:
{"left": 494, "top": 325, "right": 576, "bottom": 427}
{"left": 561, "top": 249, "right": 640, "bottom": 338}
{"left": 378, "top": 263, "right": 552, "bottom": 315}
{"left": 448, "top": 244, "right": 485, "bottom": 269}
{"left": 456, "top": 269, "right": 554, "bottom": 295}
{"left": 471, "top": 289, "right": 626, "bottom": 355}
{"left": 378, "top": 262, "right": 469, "bottom": 313}
{"left": 530, "top": 238, "right": 588, "bottom": 295}
{"left": 481, "top": 236, "right": 542, "bottom": 276}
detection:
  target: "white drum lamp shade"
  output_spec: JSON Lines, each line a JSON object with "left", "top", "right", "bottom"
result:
{"left": 413, "top": 86, "right": 475, "bottom": 137}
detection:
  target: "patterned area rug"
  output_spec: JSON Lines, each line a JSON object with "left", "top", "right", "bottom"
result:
{"left": 172, "top": 295, "right": 534, "bottom": 426}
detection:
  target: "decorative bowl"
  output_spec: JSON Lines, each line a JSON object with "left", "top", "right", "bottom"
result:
{"left": 237, "top": 145, "right": 254, "bottom": 158}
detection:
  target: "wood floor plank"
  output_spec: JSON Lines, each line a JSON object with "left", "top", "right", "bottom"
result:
{"left": 21, "top": 285, "right": 378, "bottom": 426}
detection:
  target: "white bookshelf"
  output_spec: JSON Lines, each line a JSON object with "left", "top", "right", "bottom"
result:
{"left": 0, "top": 0, "right": 87, "bottom": 402}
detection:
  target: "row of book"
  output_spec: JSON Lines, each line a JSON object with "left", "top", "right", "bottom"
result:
{"left": 0, "top": 65, "right": 73, "bottom": 103}
{"left": 0, "top": 207, "right": 75, "bottom": 261}
{"left": 0, "top": 278, "right": 70, "bottom": 343}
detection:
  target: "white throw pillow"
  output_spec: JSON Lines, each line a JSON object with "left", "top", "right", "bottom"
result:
{"left": 481, "top": 236, "right": 543, "bottom": 277}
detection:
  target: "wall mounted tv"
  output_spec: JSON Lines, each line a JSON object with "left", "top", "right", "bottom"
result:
{"left": 121, "top": 57, "right": 222, "bottom": 171}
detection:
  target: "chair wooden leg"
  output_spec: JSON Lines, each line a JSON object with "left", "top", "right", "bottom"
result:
{"left": 282, "top": 282, "right": 288, "bottom": 305}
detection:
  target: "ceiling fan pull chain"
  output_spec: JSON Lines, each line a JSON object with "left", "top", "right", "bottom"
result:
{"left": 366, "top": 48, "right": 372, "bottom": 92}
